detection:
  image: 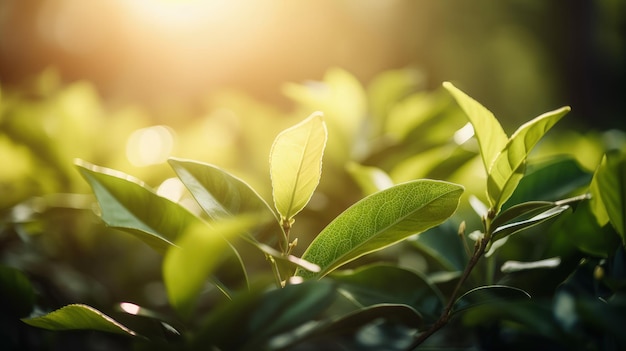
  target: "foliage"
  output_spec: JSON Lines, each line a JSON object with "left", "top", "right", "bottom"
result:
{"left": 2, "top": 68, "right": 626, "bottom": 350}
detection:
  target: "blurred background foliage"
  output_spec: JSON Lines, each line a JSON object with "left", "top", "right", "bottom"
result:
{"left": 0, "top": 0, "right": 625, "bottom": 349}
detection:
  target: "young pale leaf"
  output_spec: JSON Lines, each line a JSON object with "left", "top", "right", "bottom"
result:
{"left": 163, "top": 216, "right": 258, "bottom": 319}
{"left": 345, "top": 162, "right": 394, "bottom": 195}
{"left": 22, "top": 304, "right": 138, "bottom": 337}
{"left": 442, "top": 82, "right": 508, "bottom": 179}
{"left": 590, "top": 152, "right": 626, "bottom": 241}
{"left": 270, "top": 111, "right": 327, "bottom": 221}
{"left": 168, "top": 158, "right": 282, "bottom": 242}
{"left": 297, "top": 180, "right": 463, "bottom": 278}
{"left": 75, "top": 159, "right": 201, "bottom": 254}
{"left": 487, "top": 106, "right": 570, "bottom": 212}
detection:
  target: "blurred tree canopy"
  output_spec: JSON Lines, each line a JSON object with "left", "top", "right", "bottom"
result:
{"left": 0, "top": 0, "right": 624, "bottom": 130}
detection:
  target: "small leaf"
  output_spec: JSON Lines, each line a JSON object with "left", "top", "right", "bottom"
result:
{"left": 491, "top": 205, "right": 570, "bottom": 242}
{"left": 168, "top": 157, "right": 282, "bottom": 242}
{"left": 487, "top": 106, "right": 570, "bottom": 212}
{"left": 491, "top": 201, "right": 556, "bottom": 231}
{"left": 590, "top": 152, "right": 626, "bottom": 241}
{"left": 297, "top": 180, "right": 463, "bottom": 278}
{"left": 443, "top": 82, "right": 508, "bottom": 179}
{"left": 75, "top": 159, "right": 201, "bottom": 254}
{"left": 270, "top": 112, "right": 328, "bottom": 221}
{"left": 452, "top": 285, "right": 531, "bottom": 315}
{"left": 22, "top": 304, "right": 138, "bottom": 337}
{"left": 163, "top": 216, "right": 258, "bottom": 319}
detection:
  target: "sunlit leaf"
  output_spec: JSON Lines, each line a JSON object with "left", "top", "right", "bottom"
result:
{"left": 367, "top": 67, "right": 424, "bottom": 122}
{"left": 590, "top": 152, "right": 626, "bottom": 241}
{"left": 331, "top": 264, "right": 443, "bottom": 321}
{"left": 487, "top": 106, "right": 570, "bottom": 211}
{"left": 297, "top": 180, "right": 463, "bottom": 278}
{"left": 168, "top": 157, "right": 282, "bottom": 242}
{"left": 75, "top": 159, "right": 201, "bottom": 254}
{"left": 270, "top": 111, "right": 327, "bottom": 221}
{"left": 443, "top": 82, "right": 508, "bottom": 181}
{"left": 491, "top": 201, "right": 556, "bottom": 231}
{"left": 452, "top": 285, "right": 530, "bottom": 315}
{"left": 22, "top": 304, "right": 138, "bottom": 337}
{"left": 163, "top": 216, "right": 258, "bottom": 319}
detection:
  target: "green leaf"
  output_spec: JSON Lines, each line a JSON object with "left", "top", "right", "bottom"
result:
{"left": 487, "top": 106, "right": 570, "bottom": 212}
{"left": 282, "top": 304, "right": 422, "bottom": 350}
{"left": 168, "top": 157, "right": 282, "bottom": 242}
{"left": 163, "top": 216, "right": 258, "bottom": 319}
{"left": 491, "top": 201, "right": 556, "bottom": 231}
{"left": 491, "top": 204, "right": 570, "bottom": 242}
{"left": 331, "top": 264, "right": 443, "bottom": 321}
{"left": 297, "top": 180, "right": 464, "bottom": 278}
{"left": 75, "top": 159, "right": 201, "bottom": 254}
{"left": 269, "top": 111, "right": 328, "bottom": 221}
{"left": 590, "top": 152, "right": 626, "bottom": 241}
{"left": 452, "top": 285, "right": 531, "bottom": 315}
{"left": 22, "top": 304, "right": 138, "bottom": 337}
{"left": 442, "top": 82, "right": 508, "bottom": 179}
{"left": 502, "top": 156, "right": 592, "bottom": 210}
{"left": 409, "top": 221, "right": 468, "bottom": 272}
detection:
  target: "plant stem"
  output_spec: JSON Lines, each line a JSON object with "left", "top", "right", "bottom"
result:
{"left": 407, "top": 233, "right": 490, "bottom": 349}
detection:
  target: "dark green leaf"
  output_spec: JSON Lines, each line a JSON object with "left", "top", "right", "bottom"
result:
{"left": 491, "top": 205, "right": 570, "bottom": 242}
{"left": 0, "top": 265, "right": 35, "bottom": 318}
{"left": 332, "top": 264, "right": 443, "bottom": 322}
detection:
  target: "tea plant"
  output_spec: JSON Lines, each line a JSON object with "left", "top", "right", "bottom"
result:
{"left": 10, "top": 80, "right": 626, "bottom": 350}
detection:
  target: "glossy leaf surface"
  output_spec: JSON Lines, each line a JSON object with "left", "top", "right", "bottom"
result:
{"left": 443, "top": 82, "right": 507, "bottom": 177}
{"left": 22, "top": 304, "right": 137, "bottom": 337}
{"left": 488, "top": 106, "right": 570, "bottom": 211}
{"left": 169, "top": 157, "right": 281, "bottom": 241}
{"left": 270, "top": 111, "right": 327, "bottom": 220}
{"left": 298, "top": 180, "right": 463, "bottom": 278}
{"left": 76, "top": 159, "right": 200, "bottom": 254}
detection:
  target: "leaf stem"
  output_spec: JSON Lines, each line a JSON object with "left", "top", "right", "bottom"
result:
{"left": 407, "top": 215, "right": 493, "bottom": 349}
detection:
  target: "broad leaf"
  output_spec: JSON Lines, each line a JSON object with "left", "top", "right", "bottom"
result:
{"left": 168, "top": 157, "right": 282, "bottom": 242}
{"left": 22, "top": 304, "right": 137, "bottom": 337}
{"left": 443, "top": 82, "right": 508, "bottom": 178}
{"left": 487, "top": 106, "right": 570, "bottom": 212}
{"left": 590, "top": 152, "right": 626, "bottom": 241}
{"left": 452, "top": 285, "right": 531, "bottom": 315}
{"left": 332, "top": 264, "right": 443, "bottom": 321}
{"left": 75, "top": 159, "right": 200, "bottom": 254}
{"left": 270, "top": 111, "right": 327, "bottom": 221}
{"left": 409, "top": 221, "right": 468, "bottom": 272}
{"left": 297, "top": 180, "right": 463, "bottom": 278}
{"left": 163, "top": 216, "right": 258, "bottom": 319}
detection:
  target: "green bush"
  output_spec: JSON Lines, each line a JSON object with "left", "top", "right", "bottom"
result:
{"left": 2, "top": 68, "right": 625, "bottom": 350}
